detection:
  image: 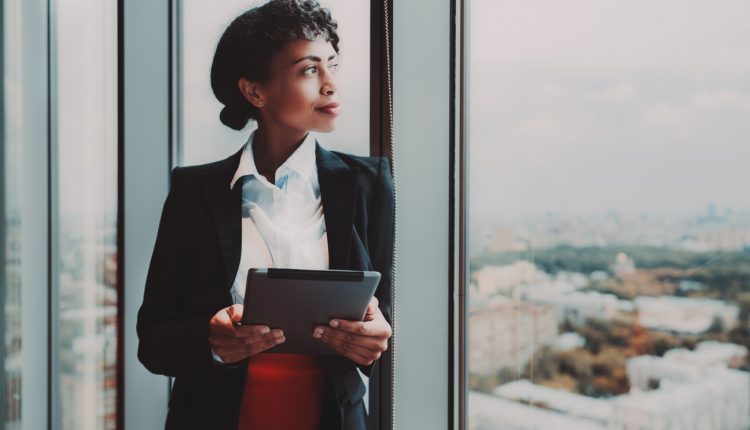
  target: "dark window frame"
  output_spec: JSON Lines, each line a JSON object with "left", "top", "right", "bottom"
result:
{"left": 451, "top": 0, "right": 467, "bottom": 429}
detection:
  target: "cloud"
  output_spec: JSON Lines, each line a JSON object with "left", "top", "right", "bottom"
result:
{"left": 688, "top": 90, "right": 750, "bottom": 112}
{"left": 594, "top": 82, "right": 636, "bottom": 103}
{"left": 641, "top": 102, "right": 687, "bottom": 126}
{"left": 640, "top": 90, "right": 750, "bottom": 136}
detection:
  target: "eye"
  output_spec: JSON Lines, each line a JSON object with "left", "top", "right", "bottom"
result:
{"left": 330, "top": 63, "right": 340, "bottom": 73}
{"left": 303, "top": 65, "right": 318, "bottom": 75}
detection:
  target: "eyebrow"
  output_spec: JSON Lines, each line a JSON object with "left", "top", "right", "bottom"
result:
{"left": 291, "top": 54, "right": 338, "bottom": 65}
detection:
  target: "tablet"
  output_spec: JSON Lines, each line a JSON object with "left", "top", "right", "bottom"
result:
{"left": 238, "top": 268, "right": 381, "bottom": 354}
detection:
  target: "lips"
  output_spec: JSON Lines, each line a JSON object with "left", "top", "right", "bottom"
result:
{"left": 315, "top": 102, "right": 340, "bottom": 117}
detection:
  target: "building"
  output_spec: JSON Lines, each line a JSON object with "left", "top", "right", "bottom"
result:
{"left": 634, "top": 296, "right": 739, "bottom": 334}
{"left": 471, "top": 341, "right": 750, "bottom": 430}
{"left": 469, "top": 391, "right": 607, "bottom": 430}
{"left": 471, "top": 261, "right": 549, "bottom": 298}
{"left": 553, "top": 332, "right": 587, "bottom": 351}
{"left": 469, "top": 296, "right": 558, "bottom": 375}
{"left": 662, "top": 341, "right": 746, "bottom": 368}
{"left": 617, "top": 351, "right": 750, "bottom": 429}
{"left": 515, "top": 287, "right": 633, "bottom": 325}
{"left": 494, "top": 380, "right": 613, "bottom": 426}
{"left": 612, "top": 252, "right": 635, "bottom": 277}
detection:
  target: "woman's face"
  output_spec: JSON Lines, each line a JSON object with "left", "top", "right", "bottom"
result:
{"left": 250, "top": 36, "right": 341, "bottom": 134}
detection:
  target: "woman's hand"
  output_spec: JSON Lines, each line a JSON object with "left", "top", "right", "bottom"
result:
{"left": 209, "top": 304, "right": 285, "bottom": 363}
{"left": 312, "top": 297, "right": 392, "bottom": 366}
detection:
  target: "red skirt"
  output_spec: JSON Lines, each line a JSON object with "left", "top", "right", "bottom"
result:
{"left": 237, "top": 353, "right": 326, "bottom": 430}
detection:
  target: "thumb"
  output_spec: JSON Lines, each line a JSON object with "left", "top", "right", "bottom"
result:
{"left": 364, "top": 304, "right": 378, "bottom": 321}
{"left": 367, "top": 296, "right": 379, "bottom": 314}
{"left": 227, "top": 304, "right": 243, "bottom": 323}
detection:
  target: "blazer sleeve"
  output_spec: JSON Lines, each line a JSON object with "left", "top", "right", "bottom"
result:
{"left": 136, "top": 167, "right": 215, "bottom": 378}
{"left": 358, "top": 156, "right": 395, "bottom": 377}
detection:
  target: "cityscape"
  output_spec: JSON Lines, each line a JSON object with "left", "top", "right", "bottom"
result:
{"left": 3, "top": 211, "right": 118, "bottom": 430}
{"left": 468, "top": 206, "right": 750, "bottom": 429}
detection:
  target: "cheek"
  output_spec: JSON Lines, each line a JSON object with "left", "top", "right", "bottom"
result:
{"left": 274, "top": 85, "right": 316, "bottom": 117}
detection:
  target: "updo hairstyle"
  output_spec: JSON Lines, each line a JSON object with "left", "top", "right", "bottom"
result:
{"left": 210, "top": 0, "right": 340, "bottom": 130}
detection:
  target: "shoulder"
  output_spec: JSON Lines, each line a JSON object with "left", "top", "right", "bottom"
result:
{"left": 326, "top": 151, "right": 394, "bottom": 221}
{"left": 169, "top": 146, "right": 243, "bottom": 193}
{"left": 328, "top": 150, "right": 393, "bottom": 193}
{"left": 166, "top": 165, "right": 201, "bottom": 198}
{"left": 329, "top": 151, "right": 387, "bottom": 173}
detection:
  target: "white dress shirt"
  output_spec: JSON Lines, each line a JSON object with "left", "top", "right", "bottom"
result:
{"left": 213, "top": 130, "right": 329, "bottom": 362}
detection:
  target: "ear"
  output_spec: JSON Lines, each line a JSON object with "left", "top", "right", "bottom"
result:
{"left": 238, "top": 77, "right": 265, "bottom": 108}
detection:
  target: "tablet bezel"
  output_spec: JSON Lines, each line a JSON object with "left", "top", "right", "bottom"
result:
{"left": 238, "top": 268, "right": 381, "bottom": 355}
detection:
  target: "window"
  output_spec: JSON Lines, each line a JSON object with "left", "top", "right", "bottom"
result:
{"left": 2, "top": 0, "right": 50, "bottom": 428}
{"left": 467, "top": 1, "right": 750, "bottom": 428}
{"left": 2, "top": 2, "right": 24, "bottom": 424}
{"left": 53, "top": 0, "right": 119, "bottom": 428}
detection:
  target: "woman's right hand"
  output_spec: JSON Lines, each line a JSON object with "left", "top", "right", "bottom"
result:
{"left": 208, "top": 304, "right": 285, "bottom": 363}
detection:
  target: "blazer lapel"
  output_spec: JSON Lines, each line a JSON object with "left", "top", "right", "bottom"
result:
{"left": 315, "top": 142, "right": 363, "bottom": 407}
{"left": 315, "top": 142, "right": 359, "bottom": 270}
{"left": 198, "top": 141, "right": 359, "bottom": 291}
{"left": 199, "top": 147, "right": 244, "bottom": 290}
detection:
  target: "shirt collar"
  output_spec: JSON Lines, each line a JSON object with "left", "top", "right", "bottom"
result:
{"left": 229, "top": 129, "right": 317, "bottom": 190}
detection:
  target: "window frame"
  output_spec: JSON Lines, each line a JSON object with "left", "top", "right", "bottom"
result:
{"left": 390, "top": 0, "right": 454, "bottom": 428}
{"left": 451, "top": 0, "right": 468, "bottom": 428}
{"left": 122, "top": 0, "right": 172, "bottom": 428}
{"left": 1, "top": 0, "right": 51, "bottom": 428}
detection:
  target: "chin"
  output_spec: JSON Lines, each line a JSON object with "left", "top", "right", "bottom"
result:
{"left": 314, "top": 122, "right": 337, "bottom": 133}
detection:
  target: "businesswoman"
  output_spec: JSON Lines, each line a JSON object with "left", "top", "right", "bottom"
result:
{"left": 136, "top": 1, "right": 395, "bottom": 429}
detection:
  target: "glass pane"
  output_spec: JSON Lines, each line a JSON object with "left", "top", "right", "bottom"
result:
{"left": 181, "top": 0, "right": 371, "bottom": 166}
{"left": 55, "top": 0, "right": 118, "bottom": 428}
{"left": 3, "top": 1, "right": 24, "bottom": 426}
{"left": 467, "top": 1, "right": 750, "bottom": 429}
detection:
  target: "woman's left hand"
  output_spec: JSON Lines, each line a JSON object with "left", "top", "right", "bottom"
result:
{"left": 312, "top": 296, "right": 392, "bottom": 366}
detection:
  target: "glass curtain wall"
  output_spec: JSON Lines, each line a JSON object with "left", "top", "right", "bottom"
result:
{"left": 2, "top": 0, "right": 49, "bottom": 429}
{"left": 467, "top": 1, "right": 750, "bottom": 429}
{"left": 53, "top": 0, "right": 118, "bottom": 429}
{"left": 2, "top": 0, "right": 23, "bottom": 426}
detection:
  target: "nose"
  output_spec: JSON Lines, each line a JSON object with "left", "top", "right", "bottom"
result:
{"left": 320, "top": 68, "right": 337, "bottom": 96}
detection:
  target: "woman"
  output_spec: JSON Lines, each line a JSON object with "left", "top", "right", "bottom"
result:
{"left": 135, "top": 1, "right": 395, "bottom": 429}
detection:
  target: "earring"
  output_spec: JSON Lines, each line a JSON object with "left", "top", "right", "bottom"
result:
{"left": 256, "top": 99, "right": 264, "bottom": 107}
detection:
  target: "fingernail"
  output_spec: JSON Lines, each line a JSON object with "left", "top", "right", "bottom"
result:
{"left": 276, "top": 336, "right": 285, "bottom": 343}
{"left": 330, "top": 320, "right": 339, "bottom": 328}
{"left": 261, "top": 327, "right": 270, "bottom": 334}
{"left": 314, "top": 328, "right": 324, "bottom": 338}
{"left": 273, "top": 329, "right": 283, "bottom": 337}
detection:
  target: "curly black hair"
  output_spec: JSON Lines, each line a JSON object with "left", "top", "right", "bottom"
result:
{"left": 210, "top": 0, "right": 340, "bottom": 131}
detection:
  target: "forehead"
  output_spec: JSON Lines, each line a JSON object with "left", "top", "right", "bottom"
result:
{"left": 274, "top": 36, "right": 338, "bottom": 68}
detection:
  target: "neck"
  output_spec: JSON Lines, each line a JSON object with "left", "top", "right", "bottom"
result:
{"left": 251, "top": 125, "right": 308, "bottom": 184}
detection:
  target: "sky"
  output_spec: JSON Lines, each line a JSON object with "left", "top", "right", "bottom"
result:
{"left": 468, "top": 0, "right": 750, "bottom": 220}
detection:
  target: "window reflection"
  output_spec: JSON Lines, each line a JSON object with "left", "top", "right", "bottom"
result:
{"left": 468, "top": 1, "right": 750, "bottom": 429}
{"left": 55, "top": 0, "right": 118, "bottom": 428}
{"left": 3, "top": 0, "right": 28, "bottom": 426}
{"left": 181, "top": 0, "right": 371, "bottom": 166}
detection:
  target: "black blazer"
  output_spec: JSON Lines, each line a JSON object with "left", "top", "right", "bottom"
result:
{"left": 136, "top": 142, "right": 394, "bottom": 430}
